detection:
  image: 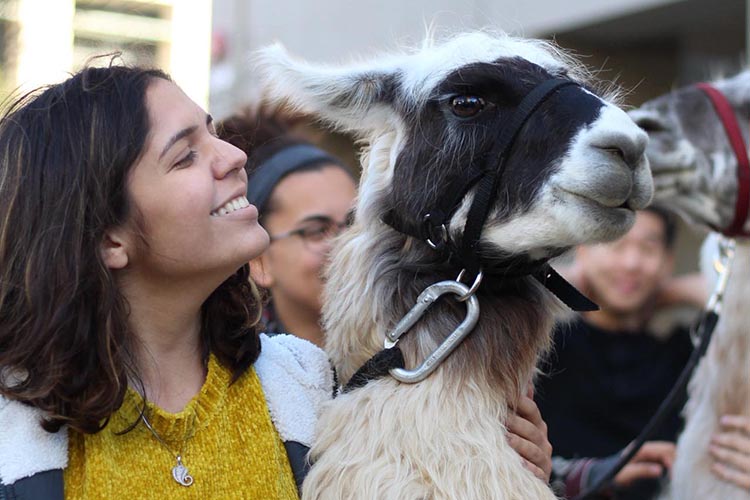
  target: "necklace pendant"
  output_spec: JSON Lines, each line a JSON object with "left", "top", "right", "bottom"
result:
{"left": 172, "top": 456, "right": 194, "bottom": 487}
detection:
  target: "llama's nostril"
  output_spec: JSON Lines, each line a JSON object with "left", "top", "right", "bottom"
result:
{"left": 594, "top": 132, "right": 646, "bottom": 171}
{"left": 603, "top": 147, "right": 625, "bottom": 161}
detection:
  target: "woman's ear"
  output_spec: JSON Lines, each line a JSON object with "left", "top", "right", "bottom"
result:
{"left": 250, "top": 254, "right": 273, "bottom": 288}
{"left": 100, "top": 229, "right": 130, "bottom": 270}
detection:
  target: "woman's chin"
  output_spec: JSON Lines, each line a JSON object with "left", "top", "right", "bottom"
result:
{"left": 240, "top": 225, "right": 271, "bottom": 261}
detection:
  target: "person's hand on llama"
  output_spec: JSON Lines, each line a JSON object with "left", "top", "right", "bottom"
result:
{"left": 507, "top": 390, "right": 553, "bottom": 482}
{"left": 613, "top": 441, "right": 675, "bottom": 487}
{"left": 709, "top": 414, "right": 750, "bottom": 490}
{"left": 655, "top": 272, "right": 708, "bottom": 309}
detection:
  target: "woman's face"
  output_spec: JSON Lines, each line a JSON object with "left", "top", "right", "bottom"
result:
{"left": 121, "top": 79, "right": 269, "bottom": 283}
{"left": 257, "top": 166, "right": 356, "bottom": 318}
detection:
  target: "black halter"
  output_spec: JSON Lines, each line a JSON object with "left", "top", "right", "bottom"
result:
{"left": 383, "top": 78, "right": 597, "bottom": 311}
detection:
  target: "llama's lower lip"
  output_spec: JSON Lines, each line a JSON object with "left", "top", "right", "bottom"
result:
{"left": 559, "top": 188, "right": 632, "bottom": 211}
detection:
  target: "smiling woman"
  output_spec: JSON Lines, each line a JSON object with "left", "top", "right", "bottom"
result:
{"left": 0, "top": 64, "right": 331, "bottom": 499}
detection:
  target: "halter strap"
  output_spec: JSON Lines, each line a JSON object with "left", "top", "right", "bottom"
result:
{"left": 695, "top": 83, "right": 750, "bottom": 237}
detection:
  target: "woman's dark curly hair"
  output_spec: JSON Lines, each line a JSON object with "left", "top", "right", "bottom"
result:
{"left": 0, "top": 64, "right": 263, "bottom": 434}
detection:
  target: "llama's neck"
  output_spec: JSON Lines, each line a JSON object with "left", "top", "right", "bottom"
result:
{"left": 322, "top": 218, "right": 566, "bottom": 402}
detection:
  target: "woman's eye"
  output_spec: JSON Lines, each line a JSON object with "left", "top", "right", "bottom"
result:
{"left": 301, "top": 224, "right": 329, "bottom": 241}
{"left": 450, "top": 95, "right": 485, "bottom": 118}
{"left": 174, "top": 150, "right": 197, "bottom": 169}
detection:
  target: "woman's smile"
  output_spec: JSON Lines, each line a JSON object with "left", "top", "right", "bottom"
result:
{"left": 210, "top": 195, "right": 254, "bottom": 217}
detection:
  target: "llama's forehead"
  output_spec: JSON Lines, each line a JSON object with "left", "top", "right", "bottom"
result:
{"left": 396, "top": 33, "right": 569, "bottom": 102}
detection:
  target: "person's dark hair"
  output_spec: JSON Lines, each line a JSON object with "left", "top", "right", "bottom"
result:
{"left": 217, "top": 106, "right": 352, "bottom": 220}
{"left": 644, "top": 205, "right": 678, "bottom": 250}
{"left": 0, "top": 64, "right": 262, "bottom": 435}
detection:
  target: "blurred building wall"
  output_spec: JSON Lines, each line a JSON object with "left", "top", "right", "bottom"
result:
{"left": 210, "top": 0, "right": 746, "bottom": 116}
{"left": 0, "top": 0, "right": 212, "bottom": 107}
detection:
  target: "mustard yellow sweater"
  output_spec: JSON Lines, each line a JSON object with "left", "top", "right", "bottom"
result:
{"left": 64, "top": 355, "right": 298, "bottom": 499}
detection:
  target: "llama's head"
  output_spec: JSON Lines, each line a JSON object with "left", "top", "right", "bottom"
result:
{"left": 629, "top": 70, "right": 750, "bottom": 235}
{"left": 258, "top": 32, "right": 653, "bottom": 264}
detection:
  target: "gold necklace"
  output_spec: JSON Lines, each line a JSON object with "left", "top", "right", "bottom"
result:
{"left": 140, "top": 413, "right": 194, "bottom": 486}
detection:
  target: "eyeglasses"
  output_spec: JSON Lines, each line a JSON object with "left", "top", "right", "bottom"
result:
{"left": 269, "top": 216, "right": 350, "bottom": 254}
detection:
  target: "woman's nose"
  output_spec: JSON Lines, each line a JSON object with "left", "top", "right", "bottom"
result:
{"left": 213, "top": 138, "right": 247, "bottom": 178}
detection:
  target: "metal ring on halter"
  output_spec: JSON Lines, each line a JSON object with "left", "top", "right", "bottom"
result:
{"left": 455, "top": 269, "right": 483, "bottom": 302}
{"left": 425, "top": 222, "right": 448, "bottom": 250}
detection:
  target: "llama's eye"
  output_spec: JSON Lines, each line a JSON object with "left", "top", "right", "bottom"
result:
{"left": 450, "top": 95, "right": 485, "bottom": 118}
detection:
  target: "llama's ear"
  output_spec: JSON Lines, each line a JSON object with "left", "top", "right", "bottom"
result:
{"left": 256, "top": 43, "right": 399, "bottom": 133}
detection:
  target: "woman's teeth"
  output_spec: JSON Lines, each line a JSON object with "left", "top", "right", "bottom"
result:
{"left": 211, "top": 195, "right": 250, "bottom": 216}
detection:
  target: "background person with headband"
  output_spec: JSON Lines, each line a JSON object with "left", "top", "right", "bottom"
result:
{"left": 218, "top": 109, "right": 357, "bottom": 349}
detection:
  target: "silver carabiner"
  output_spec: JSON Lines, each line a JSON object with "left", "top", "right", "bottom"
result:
{"left": 384, "top": 280, "right": 480, "bottom": 384}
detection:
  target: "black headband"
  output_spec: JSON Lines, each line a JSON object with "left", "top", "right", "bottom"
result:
{"left": 246, "top": 144, "right": 343, "bottom": 210}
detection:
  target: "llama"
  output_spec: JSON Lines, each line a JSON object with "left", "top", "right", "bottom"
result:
{"left": 259, "top": 32, "right": 653, "bottom": 499}
{"left": 630, "top": 71, "right": 750, "bottom": 499}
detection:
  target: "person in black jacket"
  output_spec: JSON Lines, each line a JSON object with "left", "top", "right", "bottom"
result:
{"left": 537, "top": 206, "right": 702, "bottom": 499}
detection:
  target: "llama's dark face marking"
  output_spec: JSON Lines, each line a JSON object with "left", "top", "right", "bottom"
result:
{"left": 630, "top": 72, "right": 750, "bottom": 231}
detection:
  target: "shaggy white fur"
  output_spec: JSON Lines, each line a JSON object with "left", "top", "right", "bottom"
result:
{"left": 303, "top": 376, "right": 556, "bottom": 499}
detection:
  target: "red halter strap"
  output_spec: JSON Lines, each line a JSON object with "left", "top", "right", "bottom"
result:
{"left": 695, "top": 82, "right": 750, "bottom": 237}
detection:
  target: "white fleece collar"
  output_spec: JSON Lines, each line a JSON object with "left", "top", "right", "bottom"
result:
{"left": 255, "top": 334, "right": 334, "bottom": 447}
{"left": 0, "top": 396, "right": 68, "bottom": 485}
